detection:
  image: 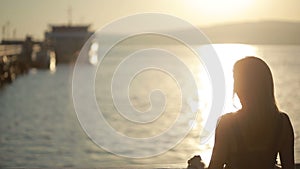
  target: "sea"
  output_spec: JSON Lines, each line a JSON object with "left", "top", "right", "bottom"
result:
{"left": 0, "top": 44, "right": 299, "bottom": 168}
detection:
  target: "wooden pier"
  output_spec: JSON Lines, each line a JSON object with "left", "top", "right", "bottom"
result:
{"left": 0, "top": 40, "right": 32, "bottom": 88}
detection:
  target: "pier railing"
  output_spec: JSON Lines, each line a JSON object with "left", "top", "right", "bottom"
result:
{"left": 0, "top": 45, "right": 22, "bottom": 56}
{"left": 0, "top": 44, "right": 29, "bottom": 87}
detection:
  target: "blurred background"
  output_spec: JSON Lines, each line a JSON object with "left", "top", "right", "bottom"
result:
{"left": 0, "top": 0, "right": 299, "bottom": 168}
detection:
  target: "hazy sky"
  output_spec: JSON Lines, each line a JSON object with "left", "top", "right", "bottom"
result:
{"left": 1, "top": 0, "right": 300, "bottom": 40}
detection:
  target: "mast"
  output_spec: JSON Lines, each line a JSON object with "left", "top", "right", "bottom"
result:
{"left": 68, "top": 6, "right": 72, "bottom": 26}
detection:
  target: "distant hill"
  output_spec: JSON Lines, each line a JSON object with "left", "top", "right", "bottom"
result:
{"left": 201, "top": 21, "right": 300, "bottom": 44}
{"left": 94, "top": 21, "right": 300, "bottom": 45}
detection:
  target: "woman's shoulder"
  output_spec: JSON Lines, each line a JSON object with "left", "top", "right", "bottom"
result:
{"left": 278, "top": 112, "right": 294, "bottom": 131}
{"left": 216, "top": 113, "right": 237, "bottom": 129}
{"left": 219, "top": 112, "right": 237, "bottom": 122}
{"left": 279, "top": 112, "right": 291, "bottom": 120}
{"left": 277, "top": 112, "right": 294, "bottom": 145}
{"left": 278, "top": 112, "right": 293, "bottom": 127}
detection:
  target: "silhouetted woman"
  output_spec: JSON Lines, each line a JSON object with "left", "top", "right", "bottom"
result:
{"left": 188, "top": 57, "right": 294, "bottom": 169}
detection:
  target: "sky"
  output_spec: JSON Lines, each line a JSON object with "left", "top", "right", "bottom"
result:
{"left": 1, "top": 0, "right": 300, "bottom": 40}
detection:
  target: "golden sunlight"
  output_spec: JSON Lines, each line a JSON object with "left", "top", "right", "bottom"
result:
{"left": 196, "top": 44, "right": 258, "bottom": 164}
{"left": 212, "top": 44, "right": 257, "bottom": 112}
{"left": 198, "top": 44, "right": 258, "bottom": 124}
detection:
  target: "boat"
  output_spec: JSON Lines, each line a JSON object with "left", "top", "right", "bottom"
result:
{"left": 44, "top": 24, "right": 93, "bottom": 63}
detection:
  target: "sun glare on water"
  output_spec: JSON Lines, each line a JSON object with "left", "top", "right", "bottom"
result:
{"left": 196, "top": 44, "right": 258, "bottom": 164}
{"left": 210, "top": 44, "right": 257, "bottom": 113}
{"left": 197, "top": 44, "right": 257, "bottom": 133}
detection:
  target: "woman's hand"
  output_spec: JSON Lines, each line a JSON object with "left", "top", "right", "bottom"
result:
{"left": 187, "top": 155, "right": 205, "bottom": 169}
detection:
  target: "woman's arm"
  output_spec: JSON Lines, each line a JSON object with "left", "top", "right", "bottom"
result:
{"left": 208, "top": 115, "right": 231, "bottom": 169}
{"left": 280, "top": 113, "right": 295, "bottom": 169}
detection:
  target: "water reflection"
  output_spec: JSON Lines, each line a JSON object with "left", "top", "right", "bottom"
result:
{"left": 1, "top": 44, "right": 298, "bottom": 168}
{"left": 212, "top": 44, "right": 257, "bottom": 112}
{"left": 89, "top": 42, "right": 99, "bottom": 65}
{"left": 49, "top": 51, "right": 56, "bottom": 72}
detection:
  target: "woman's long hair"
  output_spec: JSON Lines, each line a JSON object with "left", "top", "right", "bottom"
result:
{"left": 233, "top": 57, "right": 279, "bottom": 119}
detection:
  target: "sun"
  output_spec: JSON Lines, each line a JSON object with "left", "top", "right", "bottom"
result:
{"left": 187, "top": 0, "right": 253, "bottom": 17}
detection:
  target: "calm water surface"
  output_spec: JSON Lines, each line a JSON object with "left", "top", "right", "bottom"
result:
{"left": 0, "top": 44, "right": 299, "bottom": 168}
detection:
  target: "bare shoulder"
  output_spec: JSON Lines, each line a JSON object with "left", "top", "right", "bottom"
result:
{"left": 216, "top": 113, "right": 236, "bottom": 129}
{"left": 280, "top": 112, "right": 293, "bottom": 126}
{"left": 279, "top": 112, "right": 294, "bottom": 135}
{"left": 280, "top": 112, "right": 291, "bottom": 120}
{"left": 219, "top": 112, "right": 237, "bottom": 121}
